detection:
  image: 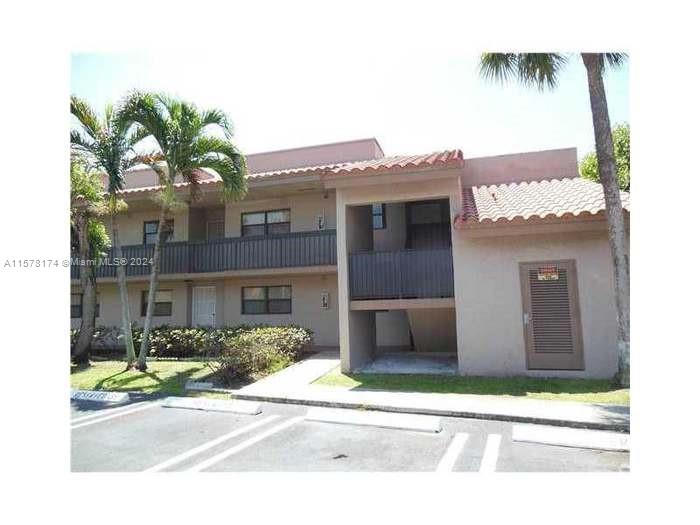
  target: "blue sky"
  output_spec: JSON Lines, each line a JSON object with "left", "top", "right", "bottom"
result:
{"left": 72, "top": 51, "right": 628, "bottom": 160}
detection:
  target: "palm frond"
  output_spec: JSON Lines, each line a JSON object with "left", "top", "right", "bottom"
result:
{"left": 480, "top": 53, "right": 568, "bottom": 90}
{"left": 127, "top": 124, "right": 153, "bottom": 148}
{"left": 121, "top": 93, "right": 247, "bottom": 202}
{"left": 70, "top": 129, "right": 94, "bottom": 153}
{"left": 104, "top": 103, "right": 114, "bottom": 129}
{"left": 197, "top": 156, "right": 248, "bottom": 200}
{"left": 71, "top": 95, "right": 102, "bottom": 140}
{"left": 479, "top": 53, "right": 519, "bottom": 84}
{"left": 117, "top": 91, "right": 170, "bottom": 154}
{"left": 603, "top": 53, "right": 628, "bottom": 70}
{"left": 517, "top": 53, "right": 568, "bottom": 90}
{"left": 155, "top": 93, "right": 179, "bottom": 122}
{"left": 201, "top": 108, "right": 233, "bottom": 138}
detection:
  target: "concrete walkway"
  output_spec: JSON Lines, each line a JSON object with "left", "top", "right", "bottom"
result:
{"left": 231, "top": 352, "right": 630, "bottom": 432}
{"left": 237, "top": 350, "right": 340, "bottom": 395}
{"left": 358, "top": 353, "right": 458, "bottom": 375}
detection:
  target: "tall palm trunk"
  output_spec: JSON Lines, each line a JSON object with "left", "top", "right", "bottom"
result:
{"left": 73, "top": 215, "right": 96, "bottom": 364}
{"left": 136, "top": 204, "right": 168, "bottom": 371}
{"left": 582, "top": 53, "right": 631, "bottom": 387}
{"left": 110, "top": 213, "right": 136, "bottom": 368}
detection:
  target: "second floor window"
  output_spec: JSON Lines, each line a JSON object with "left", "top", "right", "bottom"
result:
{"left": 372, "top": 203, "right": 386, "bottom": 229}
{"left": 141, "top": 290, "right": 173, "bottom": 317}
{"left": 143, "top": 219, "right": 174, "bottom": 245}
{"left": 241, "top": 209, "right": 290, "bottom": 237}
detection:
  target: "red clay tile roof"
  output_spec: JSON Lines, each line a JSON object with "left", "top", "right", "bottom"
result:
{"left": 325, "top": 150, "right": 463, "bottom": 177}
{"left": 118, "top": 172, "right": 219, "bottom": 195}
{"left": 117, "top": 150, "right": 464, "bottom": 195}
{"left": 454, "top": 177, "right": 630, "bottom": 227}
{"left": 247, "top": 162, "right": 346, "bottom": 181}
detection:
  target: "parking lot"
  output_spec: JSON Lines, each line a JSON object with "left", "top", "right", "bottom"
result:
{"left": 71, "top": 398, "right": 630, "bottom": 472}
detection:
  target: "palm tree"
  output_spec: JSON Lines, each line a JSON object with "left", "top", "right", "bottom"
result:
{"left": 119, "top": 92, "right": 248, "bottom": 371}
{"left": 70, "top": 96, "right": 144, "bottom": 368}
{"left": 480, "top": 53, "right": 630, "bottom": 386}
{"left": 70, "top": 157, "right": 110, "bottom": 364}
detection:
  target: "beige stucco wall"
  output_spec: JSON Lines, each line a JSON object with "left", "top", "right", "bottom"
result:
{"left": 335, "top": 173, "right": 462, "bottom": 371}
{"left": 246, "top": 138, "right": 383, "bottom": 173}
{"left": 94, "top": 281, "right": 189, "bottom": 328}
{"left": 77, "top": 273, "right": 339, "bottom": 347}
{"left": 375, "top": 311, "right": 411, "bottom": 350}
{"left": 452, "top": 228, "right": 619, "bottom": 378}
{"left": 464, "top": 148, "right": 578, "bottom": 186}
{"left": 221, "top": 274, "right": 339, "bottom": 346}
{"left": 373, "top": 202, "right": 406, "bottom": 251}
{"left": 111, "top": 208, "right": 189, "bottom": 246}
{"left": 224, "top": 191, "right": 337, "bottom": 237}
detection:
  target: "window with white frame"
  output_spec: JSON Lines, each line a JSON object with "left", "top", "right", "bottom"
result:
{"left": 241, "top": 209, "right": 290, "bottom": 237}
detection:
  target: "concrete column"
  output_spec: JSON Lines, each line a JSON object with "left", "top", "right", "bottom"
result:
{"left": 448, "top": 187, "right": 469, "bottom": 375}
{"left": 185, "top": 280, "right": 193, "bottom": 326}
{"left": 337, "top": 194, "right": 375, "bottom": 372}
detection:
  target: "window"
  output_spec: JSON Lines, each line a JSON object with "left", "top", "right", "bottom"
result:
{"left": 71, "top": 293, "right": 99, "bottom": 318}
{"left": 71, "top": 293, "right": 82, "bottom": 318}
{"left": 408, "top": 201, "right": 447, "bottom": 224}
{"left": 242, "top": 286, "right": 292, "bottom": 314}
{"left": 141, "top": 290, "right": 173, "bottom": 317}
{"left": 372, "top": 203, "right": 386, "bottom": 229}
{"left": 143, "top": 219, "right": 174, "bottom": 245}
{"left": 206, "top": 220, "right": 225, "bottom": 241}
{"left": 241, "top": 209, "right": 290, "bottom": 237}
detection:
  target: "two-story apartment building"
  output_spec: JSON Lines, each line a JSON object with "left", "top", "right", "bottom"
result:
{"left": 71, "top": 138, "right": 630, "bottom": 379}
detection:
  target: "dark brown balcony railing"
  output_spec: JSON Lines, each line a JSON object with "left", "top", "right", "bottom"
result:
{"left": 71, "top": 229, "right": 337, "bottom": 279}
{"left": 349, "top": 248, "right": 454, "bottom": 300}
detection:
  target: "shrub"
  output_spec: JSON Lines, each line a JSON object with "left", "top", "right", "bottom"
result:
{"left": 72, "top": 324, "right": 313, "bottom": 360}
{"left": 209, "top": 326, "right": 313, "bottom": 386}
{"left": 130, "top": 326, "right": 247, "bottom": 358}
{"left": 236, "top": 325, "right": 313, "bottom": 360}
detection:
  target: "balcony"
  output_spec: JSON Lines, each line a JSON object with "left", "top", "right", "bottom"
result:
{"left": 349, "top": 248, "right": 454, "bottom": 300}
{"left": 71, "top": 229, "right": 337, "bottom": 279}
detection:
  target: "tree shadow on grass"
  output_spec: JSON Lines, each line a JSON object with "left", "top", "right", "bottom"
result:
{"left": 92, "top": 365, "right": 210, "bottom": 396}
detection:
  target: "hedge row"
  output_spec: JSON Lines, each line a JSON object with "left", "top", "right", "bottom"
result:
{"left": 71, "top": 324, "right": 314, "bottom": 359}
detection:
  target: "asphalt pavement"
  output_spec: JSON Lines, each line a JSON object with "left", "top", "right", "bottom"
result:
{"left": 71, "top": 397, "right": 629, "bottom": 472}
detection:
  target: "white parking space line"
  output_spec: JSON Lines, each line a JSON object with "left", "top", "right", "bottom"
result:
{"left": 436, "top": 433, "right": 469, "bottom": 472}
{"left": 187, "top": 417, "right": 304, "bottom": 472}
{"left": 512, "top": 424, "right": 630, "bottom": 452}
{"left": 71, "top": 402, "right": 158, "bottom": 430}
{"left": 161, "top": 396, "right": 261, "bottom": 415}
{"left": 305, "top": 407, "right": 442, "bottom": 433}
{"left": 479, "top": 434, "right": 502, "bottom": 472}
{"left": 71, "top": 401, "right": 150, "bottom": 424}
{"left": 143, "top": 415, "right": 280, "bottom": 472}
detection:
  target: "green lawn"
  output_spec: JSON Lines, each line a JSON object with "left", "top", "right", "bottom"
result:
{"left": 314, "top": 366, "right": 629, "bottom": 405}
{"left": 71, "top": 360, "right": 214, "bottom": 396}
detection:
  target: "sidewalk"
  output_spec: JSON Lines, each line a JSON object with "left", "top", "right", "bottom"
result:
{"left": 231, "top": 352, "right": 630, "bottom": 432}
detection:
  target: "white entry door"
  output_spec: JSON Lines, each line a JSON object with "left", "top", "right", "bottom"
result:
{"left": 192, "top": 286, "right": 216, "bottom": 327}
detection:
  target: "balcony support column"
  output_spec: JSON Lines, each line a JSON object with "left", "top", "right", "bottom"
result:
{"left": 337, "top": 197, "right": 375, "bottom": 372}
